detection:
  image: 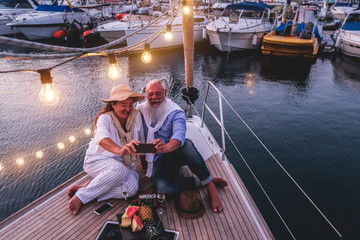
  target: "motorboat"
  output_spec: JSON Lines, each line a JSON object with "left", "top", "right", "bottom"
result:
{"left": 7, "top": 4, "right": 92, "bottom": 40}
{"left": 0, "top": 0, "right": 38, "bottom": 35}
{"left": 206, "top": 2, "right": 275, "bottom": 51}
{"left": 335, "top": 9, "right": 360, "bottom": 58}
{"left": 330, "top": 2, "right": 354, "bottom": 21}
{"left": 261, "top": 2, "right": 322, "bottom": 59}
{"left": 96, "top": 14, "right": 209, "bottom": 50}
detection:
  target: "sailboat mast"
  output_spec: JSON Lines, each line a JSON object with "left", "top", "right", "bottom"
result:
{"left": 182, "top": 0, "right": 194, "bottom": 88}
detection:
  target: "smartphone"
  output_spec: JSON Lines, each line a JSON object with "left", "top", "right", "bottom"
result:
{"left": 94, "top": 202, "right": 113, "bottom": 215}
{"left": 135, "top": 143, "right": 156, "bottom": 153}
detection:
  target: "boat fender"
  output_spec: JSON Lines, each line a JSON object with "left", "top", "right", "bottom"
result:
{"left": 83, "top": 29, "right": 94, "bottom": 38}
{"left": 202, "top": 27, "right": 207, "bottom": 39}
{"left": 252, "top": 33, "right": 257, "bottom": 46}
{"left": 334, "top": 33, "right": 341, "bottom": 49}
{"left": 53, "top": 30, "right": 67, "bottom": 40}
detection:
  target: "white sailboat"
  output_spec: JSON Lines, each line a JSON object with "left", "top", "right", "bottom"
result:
{"left": 206, "top": 2, "right": 274, "bottom": 51}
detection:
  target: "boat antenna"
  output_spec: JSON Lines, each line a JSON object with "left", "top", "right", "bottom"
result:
{"left": 181, "top": 0, "right": 199, "bottom": 118}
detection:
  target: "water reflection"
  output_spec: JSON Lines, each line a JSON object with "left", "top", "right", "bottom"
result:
{"left": 332, "top": 55, "right": 360, "bottom": 93}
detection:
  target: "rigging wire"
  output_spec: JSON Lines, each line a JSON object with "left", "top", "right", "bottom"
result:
{"left": 212, "top": 94, "right": 343, "bottom": 239}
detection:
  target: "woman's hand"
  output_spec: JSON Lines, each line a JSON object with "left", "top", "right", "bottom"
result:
{"left": 118, "top": 140, "right": 140, "bottom": 155}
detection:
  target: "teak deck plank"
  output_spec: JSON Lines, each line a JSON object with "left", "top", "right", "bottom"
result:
{"left": 0, "top": 154, "right": 273, "bottom": 240}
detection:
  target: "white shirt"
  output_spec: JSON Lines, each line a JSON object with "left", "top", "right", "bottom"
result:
{"left": 85, "top": 112, "right": 144, "bottom": 163}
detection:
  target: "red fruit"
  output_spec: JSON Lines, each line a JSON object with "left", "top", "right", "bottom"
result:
{"left": 133, "top": 215, "right": 143, "bottom": 227}
{"left": 126, "top": 206, "right": 139, "bottom": 218}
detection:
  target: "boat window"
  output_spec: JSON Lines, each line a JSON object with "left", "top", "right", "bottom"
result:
{"left": 16, "top": 2, "right": 33, "bottom": 8}
{"left": 0, "top": 1, "right": 32, "bottom": 9}
{"left": 229, "top": 10, "right": 239, "bottom": 22}
{"left": 240, "top": 10, "right": 262, "bottom": 19}
{"left": 194, "top": 17, "right": 205, "bottom": 23}
{"left": 346, "top": 14, "right": 360, "bottom": 23}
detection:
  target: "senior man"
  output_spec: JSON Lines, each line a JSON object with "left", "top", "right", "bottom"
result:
{"left": 137, "top": 79, "right": 227, "bottom": 213}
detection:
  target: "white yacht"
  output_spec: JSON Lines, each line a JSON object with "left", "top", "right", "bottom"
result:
{"left": 335, "top": 9, "right": 360, "bottom": 58}
{"left": 206, "top": 2, "right": 274, "bottom": 51}
{"left": 0, "top": 0, "right": 38, "bottom": 35}
{"left": 7, "top": 4, "right": 92, "bottom": 40}
{"left": 330, "top": 2, "right": 355, "bottom": 21}
{"left": 96, "top": 14, "right": 209, "bottom": 50}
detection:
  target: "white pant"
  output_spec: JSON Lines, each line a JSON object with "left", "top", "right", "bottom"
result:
{"left": 76, "top": 158, "right": 139, "bottom": 204}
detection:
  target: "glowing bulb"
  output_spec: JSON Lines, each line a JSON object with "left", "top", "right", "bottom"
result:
{"left": 36, "top": 151, "right": 44, "bottom": 159}
{"left": 141, "top": 43, "right": 152, "bottom": 64}
{"left": 0, "top": 163, "right": 3, "bottom": 171}
{"left": 182, "top": 1, "right": 191, "bottom": 15}
{"left": 164, "top": 25, "right": 172, "bottom": 41}
{"left": 39, "top": 83, "right": 60, "bottom": 106}
{"left": 107, "top": 54, "right": 122, "bottom": 81}
{"left": 16, "top": 157, "right": 25, "bottom": 166}
{"left": 84, "top": 128, "right": 92, "bottom": 135}
{"left": 57, "top": 142, "right": 65, "bottom": 150}
{"left": 69, "top": 135, "right": 76, "bottom": 143}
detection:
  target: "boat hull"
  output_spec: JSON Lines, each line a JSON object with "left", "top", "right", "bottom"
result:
{"left": 338, "top": 31, "right": 360, "bottom": 58}
{"left": 261, "top": 30, "right": 319, "bottom": 59}
{"left": 207, "top": 29, "right": 268, "bottom": 51}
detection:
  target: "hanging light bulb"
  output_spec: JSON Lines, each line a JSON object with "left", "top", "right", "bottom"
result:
{"left": 69, "top": 135, "right": 76, "bottom": 143}
{"left": 182, "top": 0, "right": 191, "bottom": 15}
{"left": 84, "top": 128, "right": 92, "bottom": 135}
{"left": 36, "top": 151, "right": 44, "bottom": 159}
{"left": 141, "top": 43, "right": 152, "bottom": 64}
{"left": 107, "top": 54, "right": 122, "bottom": 81}
{"left": 164, "top": 25, "right": 172, "bottom": 41}
{"left": 38, "top": 69, "right": 60, "bottom": 106}
{"left": 0, "top": 163, "right": 3, "bottom": 171}
{"left": 57, "top": 142, "right": 65, "bottom": 150}
{"left": 16, "top": 157, "right": 25, "bottom": 166}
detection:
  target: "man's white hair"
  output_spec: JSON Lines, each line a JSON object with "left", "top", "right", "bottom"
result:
{"left": 146, "top": 79, "right": 167, "bottom": 92}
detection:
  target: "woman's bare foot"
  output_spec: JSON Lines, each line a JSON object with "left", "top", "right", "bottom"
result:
{"left": 206, "top": 181, "right": 224, "bottom": 213}
{"left": 67, "top": 181, "right": 90, "bottom": 198}
{"left": 68, "top": 195, "right": 83, "bottom": 215}
{"left": 212, "top": 177, "right": 228, "bottom": 187}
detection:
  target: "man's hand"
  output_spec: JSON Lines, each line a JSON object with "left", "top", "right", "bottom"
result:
{"left": 152, "top": 138, "right": 181, "bottom": 153}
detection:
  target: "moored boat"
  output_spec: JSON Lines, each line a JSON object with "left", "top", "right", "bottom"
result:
{"left": 7, "top": 4, "right": 92, "bottom": 40}
{"left": 261, "top": 2, "right": 322, "bottom": 59}
{"left": 330, "top": 1, "right": 355, "bottom": 21}
{"left": 206, "top": 2, "right": 275, "bottom": 51}
{"left": 0, "top": 0, "right": 39, "bottom": 36}
{"left": 335, "top": 8, "right": 360, "bottom": 58}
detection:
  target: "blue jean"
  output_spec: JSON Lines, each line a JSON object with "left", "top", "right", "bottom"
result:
{"left": 152, "top": 139, "right": 213, "bottom": 195}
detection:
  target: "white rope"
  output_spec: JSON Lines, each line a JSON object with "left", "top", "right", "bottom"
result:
{"left": 219, "top": 95, "right": 343, "bottom": 239}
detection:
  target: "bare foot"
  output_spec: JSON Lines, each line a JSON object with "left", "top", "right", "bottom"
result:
{"left": 68, "top": 195, "right": 83, "bottom": 215}
{"left": 212, "top": 177, "right": 228, "bottom": 187}
{"left": 206, "top": 181, "right": 224, "bottom": 213}
{"left": 67, "top": 181, "right": 90, "bottom": 198}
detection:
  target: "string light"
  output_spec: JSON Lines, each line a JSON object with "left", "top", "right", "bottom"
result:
{"left": 141, "top": 43, "right": 152, "bottom": 64}
{"left": 84, "top": 128, "right": 92, "bottom": 135}
{"left": 107, "top": 54, "right": 122, "bottom": 81}
{"left": 16, "top": 157, "right": 25, "bottom": 166}
{"left": 69, "top": 135, "right": 76, "bottom": 143}
{"left": 0, "top": 163, "right": 3, "bottom": 171}
{"left": 36, "top": 151, "right": 44, "bottom": 159}
{"left": 182, "top": 0, "right": 191, "bottom": 15}
{"left": 38, "top": 69, "right": 60, "bottom": 106}
{"left": 57, "top": 142, "right": 65, "bottom": 150}
{"left": 164, "top": 25, "right": 173, "bottom": 41}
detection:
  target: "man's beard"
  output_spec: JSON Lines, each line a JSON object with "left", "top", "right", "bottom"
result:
{"left": 147, "top": 99, "right": 166, "bottom": 126}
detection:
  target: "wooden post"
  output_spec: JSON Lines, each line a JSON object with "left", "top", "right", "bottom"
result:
{"left": 182, "top": 0, "right": 194, "bottom": 88}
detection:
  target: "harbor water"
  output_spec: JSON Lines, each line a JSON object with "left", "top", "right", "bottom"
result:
{"left": 0, "top": 44, "right": 359, "bottom": 239}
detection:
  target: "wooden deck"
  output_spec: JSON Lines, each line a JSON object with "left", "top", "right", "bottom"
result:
{"left": 0, "top": 153, "right": 273, "bottom": 240}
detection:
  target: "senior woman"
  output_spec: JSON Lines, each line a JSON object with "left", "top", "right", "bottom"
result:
{"left": 68, "top": 84, "right": 145, "bottom": 215}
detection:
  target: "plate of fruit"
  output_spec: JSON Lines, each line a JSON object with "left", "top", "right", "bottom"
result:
{"left": 117, "top": 205, "right": 166, "bottom": 240}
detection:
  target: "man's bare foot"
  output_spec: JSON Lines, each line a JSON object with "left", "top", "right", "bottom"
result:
{"left": 206, "top": 181, "right": 224, "bottom": 213}
{"left": 67, "top": 181, "right": 90, "bottom": 198}
{"left": 212, "top": 177, "right": 228, "bottom": 187}
{"left": 68, "top": 195, "right": 83, "bottom": 215}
